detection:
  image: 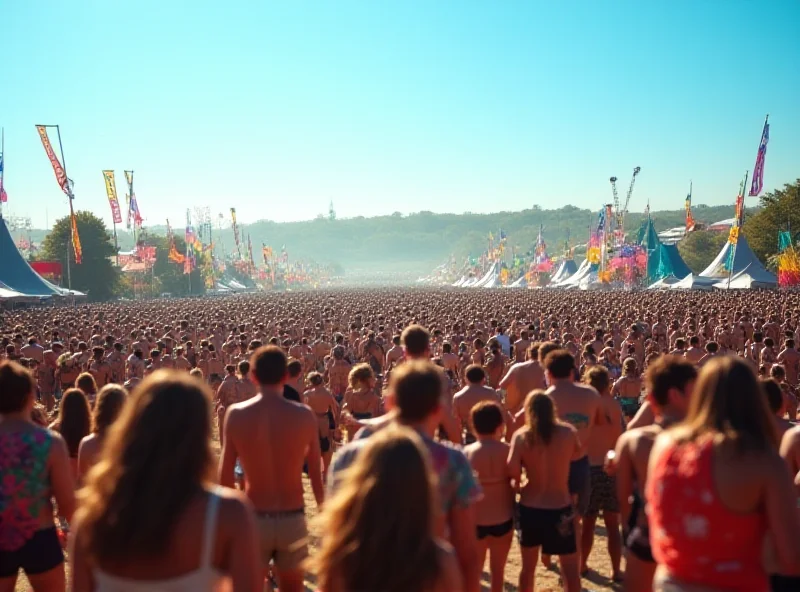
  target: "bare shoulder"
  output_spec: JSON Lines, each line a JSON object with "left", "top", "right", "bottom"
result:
{"left": 557, "top": 421, "right": 578, "bottom": 436}
{"left": 782, "top": 425, "right": 800, "bottom": 447}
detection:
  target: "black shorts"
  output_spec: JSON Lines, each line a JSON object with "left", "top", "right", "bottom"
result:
{"left": 586, "top": 465, "right": 619, "bottom": 516}
{"left": 0, "top": 527, "right": 64, "bottom": 578}
{"left": 516, "top": 505, "right": 576, "bottom": 555}
{"left": 568, "top": 456, "right": 591, "bottom": 516}
{"left": 625, "top": 525, "right": 654, "bottom": 563}
{"left": 770, "top": 574, "right": 800, "bottom": 592}
{"left": 477, "top": 519, "right": 513, "bottom": 540}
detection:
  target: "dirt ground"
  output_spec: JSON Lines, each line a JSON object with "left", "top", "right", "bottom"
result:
{"left": 15, "top": 432, "right": 622, "bottom": 592}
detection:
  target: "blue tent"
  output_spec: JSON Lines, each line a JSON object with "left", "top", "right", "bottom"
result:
{"left": 0, "top": 216, "right": 66, "bottom": 297}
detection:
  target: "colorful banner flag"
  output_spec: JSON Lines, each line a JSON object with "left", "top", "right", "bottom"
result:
{"left": 749, "top": 116, "right": 769, "bottom": 197}
{"left": 124, "top": 171, "right": 142, "bottom": 227}
{"left": 685, "top": 181, "right": 695, "bottom": 231}
{"left": 36, "top": 125, "right": 70, "bottom": 196}
{"left": 102, "top": 170, "right": 123, "bottom": 224}
{"left": 0, "top": 153, "right": 6, "bottom": 203}
{"left": 230, "top": 208, "right": 241, "bottom": 258}
{"left": 70, "top": 209, "right": 82, "bottom": 264}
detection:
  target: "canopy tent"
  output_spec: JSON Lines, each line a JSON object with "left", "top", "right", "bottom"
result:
{"left": 452, "top": 276, "right": 467, "bottom": 287}
{"left": 713, "top": 269, "right": 777, "bottom": 290}
{"left": 647, "top": 275, "right": 681, "bottom": 290}
{"left": 549, "top": 259, "right": 578, "bottom": 285}
{"left": 669, "top": 274, "right": 715, "bottom": 290}
{"left": 699, "top": 235, "right": 776, "bottom": 287}
{"left": 553, "top": 259, "right": 595, "bottom": 288}
{"left": 640, "top": 217, "right": 691, "bottom": 283}
{"left": 0, "top": 216, "right": 83, "bottom": 297}
{"left": 471, "top": 263, "right": 498, "bottom": 288}
{"left": 509, "top": 275, "right": 527, "bottom": 288}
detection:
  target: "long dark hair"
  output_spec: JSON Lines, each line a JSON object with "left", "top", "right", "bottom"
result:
{"left": 53, "top": 388, "right": 92, "bottom": 457}
{"left": 524, "top": 390, "right": 558, "bottom": 446}
{"left": 75, "top": 370, "right": 214, "bottom": 564}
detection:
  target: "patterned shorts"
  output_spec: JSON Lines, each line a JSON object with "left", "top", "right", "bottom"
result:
{"left": 586, "top": 465, "right": 619, "bottom": 516}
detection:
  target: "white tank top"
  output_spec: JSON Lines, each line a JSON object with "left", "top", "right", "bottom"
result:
{"left": 94, "top": 489, "right": 227, "bottom": 592}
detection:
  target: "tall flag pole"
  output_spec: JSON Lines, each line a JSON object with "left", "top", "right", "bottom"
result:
{"left": 124, "top": 170, "right": 142, "bottom": 242}
{"left": 726, "top": 172, "right": 749, "bottom": 288}
{"left": 35, "top": 125, "right": 80, "bottom": 294}
{"left": 749, "top": 115, "right": 770, "bottom": 197}
{"left": 230, "top": 208, "right": 242, "bottom": 259}
{"left": 685, "top": 181, "right": 695, "bottom": 232}
{"left": 0, "top": 128, "right": 7, "bottom": 209}
{"left": 102, "top": 170, "right": 122, "bottom": 264}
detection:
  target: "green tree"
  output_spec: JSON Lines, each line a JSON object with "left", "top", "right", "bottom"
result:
{"left": 677, "top": 230, "right": 728, "bottom": 274}
{"left": 743, "top": 179, "right": 800, "bottom": 262}
{"left": 138, "top": 231, "right": 206, "bottom": 296}
{"left": 39, "top": 211, "right": 119, "bottom": 300}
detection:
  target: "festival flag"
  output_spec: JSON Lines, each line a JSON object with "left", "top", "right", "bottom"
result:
{"left": 123, "top": 171, "right": 142, "bottom": 227}
{"left": 0, "top": 155, "right": 6, "bottom": 203}
{"left": 70, "top": 209, "right": 82, "bottom": 264}
{"left": 35, "top": 125, "right": 71, "bottom": 196}
{"left": 230, "top": 208, "right": 241, "bottom": 258}
{"left": 749, "top": 115, "right": 769, "bottom": 197}
{"left": 685, "top": 181, "right": 695, "bottom": 231}
{"left": 102, "top": 170, "right": 123, "bottom": 224}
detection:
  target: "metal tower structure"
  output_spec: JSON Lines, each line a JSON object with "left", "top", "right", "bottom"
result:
{"left": 620, "top": 166, "right": 642, "bottom": 235}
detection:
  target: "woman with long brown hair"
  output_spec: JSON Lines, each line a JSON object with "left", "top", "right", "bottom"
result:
{"left": 646, "top": 356, "right": 800, "bottom": 591}
{"left": 69, "top": 370, "right": 260, "bottom": 591}
{"left": 49, "top": 388, "right": 92, "bottom": 479}
{"left": 310, "top": 426, "right": 461, "bottom": 592}
{"left": 508, "top": 390, "right": 581, "bottom": 592}
{"left": 77, "top": 384, "right": 128, "bottom": 479}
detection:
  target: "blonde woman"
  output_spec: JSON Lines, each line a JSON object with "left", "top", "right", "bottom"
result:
{"left": 310, "top": 426, "right": 461, "bottom": 592}
{"left": 77, "top": 384, "right": 128, "bottom": 480}
{"left": 342, "top": 363, "right": 382, "bottom": 428}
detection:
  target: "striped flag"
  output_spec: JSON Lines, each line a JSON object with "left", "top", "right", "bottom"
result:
{"left": 749, "top": 116, "right": 769, "bottom": 197}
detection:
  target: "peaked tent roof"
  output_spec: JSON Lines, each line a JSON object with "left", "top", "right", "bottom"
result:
{"left": 699, "top": 235, "right": 776, "bottom": 284}
{"left": 549, "top": 259, "right": 578, "bottom": 285}
{"left": 712, "top": 270, "right": 776, "bottom": 290}
{"left": 0, "top": 216, "right": 67, "bottom": 297}
{"left": 639, "top": 217, "right": 691, "bottom": 282}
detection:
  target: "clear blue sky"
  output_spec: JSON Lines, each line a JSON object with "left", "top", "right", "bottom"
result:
{"left": 2, "top": 0, "right": 798, "bottom": 230}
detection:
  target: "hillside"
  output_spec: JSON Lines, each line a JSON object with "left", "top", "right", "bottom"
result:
{"left": 24, "top": 203, "right": 741, "bottom": 273}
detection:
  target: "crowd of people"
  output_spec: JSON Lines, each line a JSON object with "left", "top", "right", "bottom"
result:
{"left": 2, "top": 287, "right": 800, "bottom": 591}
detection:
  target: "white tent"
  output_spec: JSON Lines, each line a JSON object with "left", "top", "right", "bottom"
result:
{"left": 549, "top": 259, "right": 579, "bottom": 285}
{"left": 554, "top": 259, "right": 594, "bottom": 288}
{"left": 452, "top": 276, "right": 467, "bottom": 287}
{"left": 669, "top": 274, "right": 715, "bottom": 290}
{"left": 647, "top": 275, "right": 681, "bottom": 289}
{"left": 699, "top": 235, "right": 776, "bottom": 287}
{"left": 713, "top": 269, "right": 777, "bottom": 290}
{"left": 509, "top": 275, "right": 527, "bottom": 288}
{"left": 472, "top": 263, "right": 498, "bottom": 288}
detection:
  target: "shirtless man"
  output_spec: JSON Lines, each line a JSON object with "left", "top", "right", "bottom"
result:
{"left": 384, "top": 335, "right": 404, "bottom": 370}
{"left": 513, "top": 330, "right": 531, "bottom": 363}
{"left": 173, "top": 346, "right": 192, "bottom": 371}
{"left": 508, "top": 390, "right": 582, "bottom": 592}
{"left": 778, "top": 339, "right": 800, "bottom": 387}
{"left": 452, "top": 365, "right": 509, "bottom": 443}
{"left": 327, "top": 346, "right": 351, "bottom": 402}
{"left": 612, "top": 355, "right": 696, "bottom": 592}
{"left": 684, "top": 335, "right": 705, "bottom": 365}
{"left": 441, "top": 342, "right": 460, "bottom": 378}
{"left": 498, "top": 343, "right": 546, "bottom": 416}
{"left": 106, "top": 343, "right": 126, "bottom": 383}
{"left": 216, "top": 365, "right": 239, "bottom": 438}
{"left": 87, "top": 347, "right": 113, "bottom": 388}
{"left": 219, "top": 346, "right": 323, "bottom": 592}
{"left": 126, "top": 349, "right": 145, "bottom": 381}
{"left": 41, "top": 342, "right": 62, "bottom": 411}
{"left": 542, "top": 349, "right": 605, "bottom": 569}
{"left": 20, "top": 337, "right": 45, "bottom": 364}
{"left": 303, "top": 372, "right": 340, "bottom": 480}
{"left": 402, "top": 324, "right": 461, "bottom": 444}
{"left": 581, "top": 366, "right": 623, "bottom": 580}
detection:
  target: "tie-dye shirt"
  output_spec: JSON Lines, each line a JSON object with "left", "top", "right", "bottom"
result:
{"left": 0, "top": 428, "right": 53, "bottom": 551}
{"left": 328, "top": 426, "right": 481, "bottom": 513}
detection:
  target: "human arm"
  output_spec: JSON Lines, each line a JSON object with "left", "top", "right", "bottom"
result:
{"left": 627, "top": 400, "right": 654, "bottom": 430}
{"left": 614, "top": 433, "right": 634, "bottom": 531}
{"left": 498, "top": 365, "right": 515, "bottom": 390}
{"left": 217, "top": 407, "right": 238, "bottom": 488}
{"left": 507, "top": 432, "right": 523, "bottom": 492}
{"left": 763, "top": 452, "right": 800, "bottom": 573}
{"left": 68, "top": 522, "right": 95, "bottom": 592}
{"left": 306, "top": 410, "right": 325, "bottom": 508}
{"left": 448, "top": 452, "right": 481, "bottom": 592}
{"left": 49, "top": 433, "right": 76, "bottom": 520}
{"left": 222, "top": 495, "right": 262, "bottom": 592}
{"left": 779, "top": 426, "right": 800, "bottom": 475}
